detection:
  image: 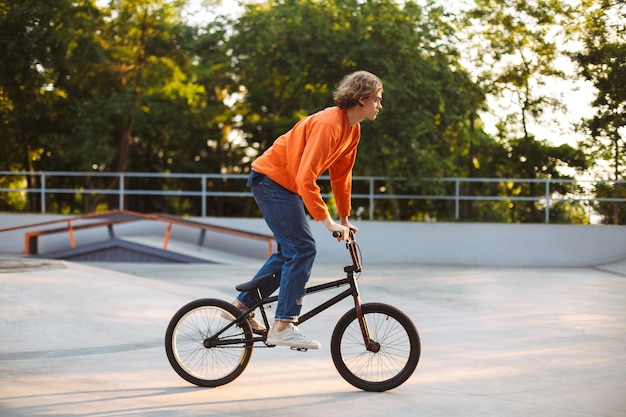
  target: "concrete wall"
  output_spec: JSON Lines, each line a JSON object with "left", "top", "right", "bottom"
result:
{"left": 1, "top": 213, "right": 625, "bottom": 267}
{"left": 214, "top": 218, "right": 626, "bottom": 267}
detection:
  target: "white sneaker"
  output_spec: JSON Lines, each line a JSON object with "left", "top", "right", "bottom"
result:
{"left": 266, "top": 324, "right": 321, "bottom": 350}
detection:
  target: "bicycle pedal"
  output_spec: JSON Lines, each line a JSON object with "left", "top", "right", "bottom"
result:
{"left": 290, "top": 347, "right": 308, "bottom": 352}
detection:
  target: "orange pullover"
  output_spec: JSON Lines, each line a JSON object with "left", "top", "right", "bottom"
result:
{"left": 251, "top": 106, "right": 361, "bottom": 221}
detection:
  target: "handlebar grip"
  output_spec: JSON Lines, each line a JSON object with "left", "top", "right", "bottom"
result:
{"left": 333, "top": 229, "right": 356, "bottom": 239}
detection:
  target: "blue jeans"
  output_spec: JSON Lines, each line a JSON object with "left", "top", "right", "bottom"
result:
{"left": 237, "top": 171, "right": 316, "bottom": 321}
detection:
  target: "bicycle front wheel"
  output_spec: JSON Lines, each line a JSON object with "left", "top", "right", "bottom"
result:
{"left": 165, "top": 298, "right": 253, "bottom": 387}
{"left": 331, "top": 302, "right": 420, "bottom": 392}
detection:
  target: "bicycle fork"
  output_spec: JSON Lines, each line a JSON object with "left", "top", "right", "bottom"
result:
{"left": 348, "top": 271, "right": 381, "bottom": 353}
{"left": 352, "top": 297, "right": 379, "bottom": 352}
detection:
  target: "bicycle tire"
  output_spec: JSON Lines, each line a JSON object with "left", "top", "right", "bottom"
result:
{"left": 165, "top": 298, "right": 253, "bottom": 387}
{"left": 330, "top": 302, "right": 420, "bottom": 392}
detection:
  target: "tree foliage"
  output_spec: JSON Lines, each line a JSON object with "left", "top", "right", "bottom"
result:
{"left": 228, "top": 0, "right": 488, "bottom": 219}
{"left": 0, "top": 0, "right": 621, "bottom": 223}
{"left": 573, "top": 0, "right": 626, "bottom": 224}
{"left": 462, "top": 0, "right": 589, "bottom": 222}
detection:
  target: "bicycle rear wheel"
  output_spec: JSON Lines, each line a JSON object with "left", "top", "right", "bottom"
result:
{"left": 331, "top": 302, "right": 420, "bottom": 392}
{"left": 165, "top": 298, "right": 253, "bottom": 387}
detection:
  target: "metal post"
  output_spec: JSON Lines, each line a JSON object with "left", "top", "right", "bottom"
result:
{"left": 41, "top": 173, "right": 46, "bottom": 214}
{"left": 163, "top": 221, "right": 173, "bottom": 249}
{"left": 455, "top": 179, "right": 460, "bottom": 220}
{"left": 119, "top": 173, "right": 124, "bottom": 210}
{"left": 201, "top": 175, "right": 207, "bottom": 217}
{"left": 369, "top": 177, "right": 374, "bottom": 220}
{"left": 107, "top": 224, "right": 115, "bottom": 239}
{"left": 545, "top": 179, "right": 550, "bottom": 223}
{"left": 67, "top": 220, "right": 76, "bottom": 248}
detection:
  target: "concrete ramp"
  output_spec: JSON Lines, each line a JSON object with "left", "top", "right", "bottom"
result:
{"left": 28, "top": 238, "right": 215, "bottom": 263}
{"left": 30, "top": 235, "right": 260, "bottom": 264}
{"left": 0, "top": 210, "right": 274, "bottom": 264}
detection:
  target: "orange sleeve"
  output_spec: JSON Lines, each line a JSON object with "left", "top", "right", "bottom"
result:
{"left": 295, "top": 123, "right": 340, "bottom": 221}
{"left": 329, "top": 145, "right": 358, "bottom": 217}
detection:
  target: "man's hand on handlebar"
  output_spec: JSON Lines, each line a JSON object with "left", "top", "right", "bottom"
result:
{"left": 323, "top": 216, "right": 358, "bottom": 241}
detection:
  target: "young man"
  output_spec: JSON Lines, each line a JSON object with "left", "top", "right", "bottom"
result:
{"left": 234, "top": 71, "right": 383, "bottom": 349}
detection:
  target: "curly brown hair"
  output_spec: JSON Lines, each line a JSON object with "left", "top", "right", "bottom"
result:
{"left": 333, "top": 71, "right": 383, "bottom": 109}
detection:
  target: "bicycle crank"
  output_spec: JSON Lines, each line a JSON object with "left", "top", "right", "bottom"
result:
{"left": 290, "top": 347, "right": 309, "bottom": 352}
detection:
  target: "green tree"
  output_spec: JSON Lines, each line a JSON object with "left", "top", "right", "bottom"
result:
{"left": 574, "top": 0, "right": 626, "bottom": 224}
{"left": 228, "top": 0, "right": 489, "bottom": 220}
{"left": 463, "top": 0, "right": 589, "bottom": 222}
{"left": 0, "top": 0, "right": 100, "bottom": 210}
{"left": 1, "top": 0, "right": 239, "bottom": 215}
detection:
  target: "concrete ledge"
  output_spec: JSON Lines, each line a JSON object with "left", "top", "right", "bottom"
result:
{"left": 2, "top": 214, "right": 624, "bottom": 267}
{"left": 320, "top": 221, "right": 626, "bottom": 267}
{"left": 213, "top": 218, "right": 626, "bottom": 267}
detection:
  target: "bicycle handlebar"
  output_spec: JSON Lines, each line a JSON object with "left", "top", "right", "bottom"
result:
{"left": 332, "top": 229, "right": 361, "bottom": 272}
{"left": 332, "top": 229, "right": 356, "bottom": 240}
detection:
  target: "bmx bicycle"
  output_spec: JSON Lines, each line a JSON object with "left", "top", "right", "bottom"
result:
{"left": 164, "top": 230, "right": 420, "bottom": 392}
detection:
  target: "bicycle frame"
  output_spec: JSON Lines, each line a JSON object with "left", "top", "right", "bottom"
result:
{"left": 209, "top": 231, "right": 377, "bottom": 351}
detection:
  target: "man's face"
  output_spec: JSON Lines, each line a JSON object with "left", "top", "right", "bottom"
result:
{"left": 362, "top": 91, "right": 383, "bottom": 120}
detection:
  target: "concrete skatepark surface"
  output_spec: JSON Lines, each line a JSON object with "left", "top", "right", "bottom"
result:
{"left": 1, "top": 257, "right": 625, "bottom": 416}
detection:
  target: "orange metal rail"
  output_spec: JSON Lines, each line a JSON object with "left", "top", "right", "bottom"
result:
{"left": 1, "top": 210, "right": 274, "bottom": 258}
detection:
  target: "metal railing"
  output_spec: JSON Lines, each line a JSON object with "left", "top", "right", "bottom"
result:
{"left": 1, "top": 171, "right": 625, "bottom": 223}
{"left": 0, "top": 209, "right": 275, "bottom": 258}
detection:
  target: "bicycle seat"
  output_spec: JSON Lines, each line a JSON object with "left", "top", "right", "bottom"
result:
{"left": 235, "top": 273, "right": 276, "bottom": 292}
